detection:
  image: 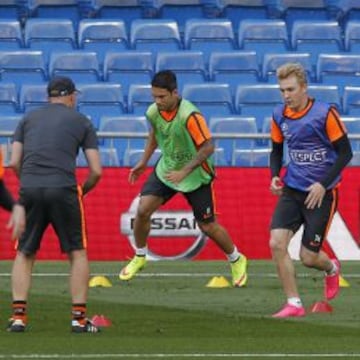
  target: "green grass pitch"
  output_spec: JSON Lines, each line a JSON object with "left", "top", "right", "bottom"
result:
{"left": 0, "top": 260, "right": 360, "bottom": 359}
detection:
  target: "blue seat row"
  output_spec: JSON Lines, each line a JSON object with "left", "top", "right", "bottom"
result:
{"left": 1, "top": 18, "right": 360, "bottom": 59}
{"left": 1, "top": 49, "right": 360, "bottom": 95}
{"left": 1, "top": 81, "right": 359, "bottom": 131}
{"left": 1, "top": 1, "right": 360, "bottom": 30}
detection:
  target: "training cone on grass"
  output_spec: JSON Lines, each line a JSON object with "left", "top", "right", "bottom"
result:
{"left": 339, "top": 275, "right": 350, "bottom": 288}
{"left": 206, "top": 276, "right": 231, "bottom": 288}
{"left": 89, "top": 276, "right": 112, "bottom": 288}
{"left": 309, "top": 301, "right": 333, "bottom": 314}
{"left": 91, "top": 315, "right": 112, "bottom": 327}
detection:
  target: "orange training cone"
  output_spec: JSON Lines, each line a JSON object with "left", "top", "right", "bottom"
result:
{"left": 91, "top": 314, "right": 112, "bottom": 327}
{"left": 309, "top": 301, "right": 333, "bottom": 314}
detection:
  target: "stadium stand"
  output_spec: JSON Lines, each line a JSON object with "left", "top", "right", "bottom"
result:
{"left": 104, "top": 51, "right": 153, "bottom": 95}
{"left": 262, "top": 52, "right": 313, "bottom": 83}
{"left": 184, "top": 18, "right": 236, "bottom": 63}
{"left": 78, "top": 19, "right": 129, "bottom": 64}
{"left": 127, "top": 84, "right": 153, "bottom": 114}
{"left": 343, "top": 86, "right": 360, "bottom": 116}
{"left": 0, "top": 82, "right": 19, "bottom": 115}
{"left": 235, "top": 84, "right": 282, "bottom": 130}
{"left": 152, "top": 0, "right": 220, "bottom": 32}
{"left": 316, "top": 54, "right": 360, "bottom": 91}
{"left": 307, "top": 84, "right": 342, "bottom": 112}
{"left": 19, "top": 83, "right": 47, "bottom": 113}
{"left": 2, "top": 0, "right": 360, "bottom": 167}
{"left": 24, "top": 18, "right": 77, "bottom": 62}
{"left": 155, "top": 51, "right": 207, "bottom": 92}
{"left": 291, "top": 20, "right": 343, "bottom": 66}
{"left": 130, "top": 19, "right": 182, "bottom": 53}
{"left": 76, "top": 83, "right": 126, "bottom": 129}
{"left": 0, "top": 50, "right": 47, "bottom": 90}
{"left": 209, "top": 51, "right": 260, "bottom": 93}
{"left": 182, "top": 83, "right": 234, "bottom": 121}
{"left": 77, "top": 147, "right": 120, "bottom": 167}
{"left": 27, "top": 0, "right": 81, "bottom": 27}
{"left": 345, "top": 20, "right": 360, "bottom": 53}
{"left": 220, "top": 0, "right": 269, "bottom": 29}
{"left": 88, "top": 0, "right": 159, "bottom": 31}
{"left": 0, "top": 20, "right": 23, "bottom": 50}
{"left": 98, "top": 115, "right": 148, "bottom": 164}
{"left": 48, "top": 51, "right": 101, "bottom": 83}
{"left": 209, "top": 116, "right": 257, "bottom": 165}
{"left": 237, "top": 19, "right": 289, "bottom": 64}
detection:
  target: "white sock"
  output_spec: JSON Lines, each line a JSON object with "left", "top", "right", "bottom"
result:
{"left": 227, "top": 247, "right": 241, "bottom": 262}
{"left": 326, "top": 260, "right": 337, "bottom": 276}
{"left": 287, "top": 297, "right": 303, "bottom": 308}
{"left": 135, "top": 246, "right": 147, "bottom": 257}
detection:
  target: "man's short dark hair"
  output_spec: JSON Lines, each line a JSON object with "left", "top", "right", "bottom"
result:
{"left": 151, "top": 70, "right": 177, "bottom": 92}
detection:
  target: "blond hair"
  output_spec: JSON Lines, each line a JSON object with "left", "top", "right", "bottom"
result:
{"left": 276, "top": 62, "right": 308, "bottom": 86}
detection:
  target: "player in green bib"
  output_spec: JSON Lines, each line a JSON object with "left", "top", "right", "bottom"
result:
{"left": 119, "top": 70, "right": 248, "bottom": 287}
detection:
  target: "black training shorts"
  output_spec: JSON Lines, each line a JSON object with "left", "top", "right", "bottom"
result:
{"left": 17, "top": 186, "right": 87, "bottom": 255}
{"left": 141, "top": 171, "right": 216, "bottom": 223}
{"left": 270, "top": 186, "right": 338, "bottom": 253}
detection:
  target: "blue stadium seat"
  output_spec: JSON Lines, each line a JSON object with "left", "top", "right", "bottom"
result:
{"left": 182, "top": 83, "right": 234, "bottom": 121}
{"left": 90, "top": 0, "right": 145, "bottom": 30}
{"left": 99, "top": 115, "right": 148, "bottom": 165}
{"left": 209, "top": 51, "right": 260, "bottom": 94}
{"left": 330, "top": 1, "right": 360, "bottom": 27}
{"left": 124, "top": 148, "right": 161, "bottom": 167}
{"left": 0, "top": 114, "right": 21, "bottom": 162}
{"left": 238, "top": 19, "right": 289, "bottom": 63}
{"left": 235, "top": 84, "right": 282, "bottom": 130}
{"left": 77, "top": 83, "right": 126, "bottom": 129}
{"left": 291, "top": 20, "right": 343, "bottom": 66}
{"left": 209, "top": 116, "right": 257, "bottom": 165}
{"left": 212, "top": 147, "right": 228, "bottom": 166}
{"left": 27, "top": 0, "right": 81, "bottom": 28}
{"left": 233, "top": 147, "right": 271, "bottom": 167}
{"left": 0, "top": 0, "right": 20, "bottom": 19}
{"left": 154, "top": 0, "right": 216, "bottom": 32}
{"left": 343, "top": 86, "right": 360, "bottom": 116}
{"left": 345, "top": 20, "right": 360, "bottom": 53}
{"left": 104, "top": 51, "right": 153, "bottom": 95}
{"left": 184, "top": 19, "right": 236, "bottom": 62}
{"left": 49, "top": 51, "right": 101, "bottom": 83}
{"left": 127, "top": 84, "right": 153, "bottom": 114}
{"left": 20, "top": 84, "right": 48, "bottom": 113}
{"left": 0, "top": 82, "right": 18, "bottom": 115}
{"left": 341, "top": 116, "right": 360, "bottom": 151}
{"left": 0, "top": 20, "right": 23, "bottom": 50}
{"left": 77, "top": 147, "right": 120, "bottom": 167}
{"left": 307, "top": 85, "right": 341, "bottom": 112}
{"left": 130, "top": 19, "right": 182, "bottom": 53}
{"left": 316, "top": 54, "right": 360, "bottom": 91}
{"left": 281, "top": 0, "right": 330, "bottom": 31}
{"left": 78, "top": 20, "right": 129, "bottom": 64}
{"left": 24, "top": 19, "right": 77, "bottom": 62}
{"left": 221, "top": 0, "right": 269, "bottom": 29}
{"left": 262, "top": 52, "right": 313, "bottom": 83}
{"left": 155, "top": 51, "right": 207, "bottom": 92}
{"left": 0, "top": 51, "right": 47, "bottom": 90}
